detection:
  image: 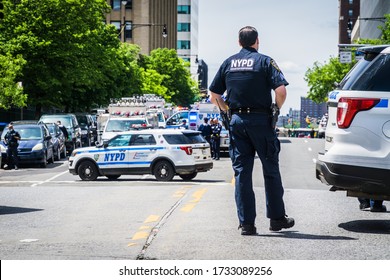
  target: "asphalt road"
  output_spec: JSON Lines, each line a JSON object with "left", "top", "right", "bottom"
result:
{"left": 0, "top": 137, "right": 389, "bottom": 261}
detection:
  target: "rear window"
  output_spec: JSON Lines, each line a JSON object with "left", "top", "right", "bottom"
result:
{"left": 340, "top": 53, "right": 390, "bottom": 91}
{"left": 163, "top": 133, "right": 206, "bottom": 144}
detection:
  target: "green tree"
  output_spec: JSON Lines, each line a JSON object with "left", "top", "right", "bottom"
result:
{"left": 0, "top": 50, "right": 26, "bottom": 109}
{"left": 304, "top": 57, "right": 353, "bottom": 103}
{"left": 305, "top": 14, "right": 390, "bottom": 103}
{"left": 141, "top": 48, "right": 200, "bottom": 106}
{"left": 0, "top": 0, "right": 121, "bottom": 117}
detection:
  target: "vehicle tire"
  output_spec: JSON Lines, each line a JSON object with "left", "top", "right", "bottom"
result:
{"left": 78, "top": 161, "right": 99, "bottom": 181}
{"left": 61, "top": 146, "right": 67, "bottom": 158}
{"left": 55, "top": 146, "right": 61, "bottom": 161}
{"left": 179, "top": 172, "right": 197, "bottom": 181}
{"left": 106, "top": 175, "right": 121, "bottom": 180}
{"left": 48, "top": 148, "right": 55, "bottom": 164}
{"left": 40, "top": 154, "right": 47, "bottom": 168}
{"left": 153, "top": 160, "right": 175, "bottom": 181}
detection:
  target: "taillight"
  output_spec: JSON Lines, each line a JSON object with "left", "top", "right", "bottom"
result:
{"left": 180, "top": 146, "right": 193, "bottom": 155}
{"left": 337, "top": 98, "right": 380, "bottom": 128}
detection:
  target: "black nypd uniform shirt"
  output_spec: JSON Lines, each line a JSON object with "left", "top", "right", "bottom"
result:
{"left": 209, "top": 47, "right": 289, "bottom": 110}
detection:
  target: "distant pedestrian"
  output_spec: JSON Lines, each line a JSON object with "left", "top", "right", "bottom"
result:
{"left": 4, "top": 123, "right": 21, "bottom": 170}
{"left": 211, "top": 118, "right": 222, "bottom": 160}
{"left": 198, "top": 117, "right": 212, "bottom": 144}
{"left": 57, "top": 121, "right": 69, "bottom": 140}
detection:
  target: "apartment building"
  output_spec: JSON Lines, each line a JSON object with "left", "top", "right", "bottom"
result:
{"left": 105, "top": 0, "right": 177, "bottom": 54}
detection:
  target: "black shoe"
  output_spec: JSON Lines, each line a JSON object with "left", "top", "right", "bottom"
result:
{"left": 370, "top": 205, "right": 387, "bottom": 212}
{"left": 359, "top": 199, "right": 370, "bottom": 210}
{"left": 239, "top": 224, "right": 257, "bottom": 235}
{"left": 269, "top": 216, "right": 295, "bottom": 231}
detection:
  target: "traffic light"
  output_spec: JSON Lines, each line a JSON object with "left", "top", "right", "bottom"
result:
{"left": 0, "top": 1, "right": 4, "bottom": 20}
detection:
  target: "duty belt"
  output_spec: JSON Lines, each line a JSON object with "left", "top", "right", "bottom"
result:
{"left": 230, "top": 107, "right": 271, "bottom": 115}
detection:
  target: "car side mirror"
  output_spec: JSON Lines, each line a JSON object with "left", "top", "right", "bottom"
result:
{"left": 103, "top": 140, "right": 109, "bottom": 148}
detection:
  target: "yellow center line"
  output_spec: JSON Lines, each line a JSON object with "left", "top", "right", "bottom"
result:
{"left": 181, "top": 188, "right": 207, "bottom": 212}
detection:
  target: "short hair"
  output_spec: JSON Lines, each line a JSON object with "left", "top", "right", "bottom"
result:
{"left": 239, "top": 26, "right": 258, "bottom": 48}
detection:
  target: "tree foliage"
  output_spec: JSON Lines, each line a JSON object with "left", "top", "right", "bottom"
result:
{"left": 0, "top": 0, "right": 199, "bottom": 117}
{"left": 140, "top": 48, "right": 200, "bottom": 106}
{"left": 305, "top": 14, "right": 390, "bottom": 103}
{"left": 304, "top": 57, "right": 353, "bottom": 103}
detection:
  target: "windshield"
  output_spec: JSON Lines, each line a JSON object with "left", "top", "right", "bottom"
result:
{"left": 18, "top": 127, "right": 42, "bottom": 140}
{"left": 105, "top": 119, "right": 147, "bottom": 132}
{"left": 41, "top": 116, "right": 72, "bottom": 128}
{"left": 76, "top": 115, "right": 88, "bottom": 126}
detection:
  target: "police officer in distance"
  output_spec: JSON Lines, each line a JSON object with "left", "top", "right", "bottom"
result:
{"left": 4, "top": 123, "right": 21, "bottom": 170}
{"left": 210, "top": 118, "right": 222, "bottom": 160}
{"left": 209, "top": 26, "right": 294, "bottom": 235}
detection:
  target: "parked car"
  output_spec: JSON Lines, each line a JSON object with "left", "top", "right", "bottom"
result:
{"left": 45, "top": 122, "right": 67, "bottom": 160}
{"left": 75, "top": 113, "right": 96, "bottom": 147}
{"left": 69, "top": 129, "right": 213, "bottom": 181}
{"left": 316, "top": 45, "right": 390, "bottom": 201}
{"left": 39, "top": 113, "right": 82, "bottom": 153}
{"left": 0, "top": 123, "right": 54, "bottom": 168}
{"left": 219, "top": 127, "right": 230, "bottom": 151}
{"left": 0, "top": 122, "right": 8, "bottom": 135}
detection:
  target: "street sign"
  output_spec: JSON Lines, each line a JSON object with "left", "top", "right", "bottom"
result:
{"left": 339, "top": 51, "right": 352, "bottom": 63}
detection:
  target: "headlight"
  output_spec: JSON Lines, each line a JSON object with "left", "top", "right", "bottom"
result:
{"left": 32, "top": 143, "right": 44, "bottom": 151}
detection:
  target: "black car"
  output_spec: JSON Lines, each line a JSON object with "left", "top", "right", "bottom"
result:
{"left": 39, "top": 114, "right": 82, "bottom": 153}
{"left": 75, "top": 113, "right": 96, "bottom": 147}
{"left": 0, "top": 123, "right": 55, "bottom": 168}
{"left": 46, "top": 122, "right": 67, "bottom": 160}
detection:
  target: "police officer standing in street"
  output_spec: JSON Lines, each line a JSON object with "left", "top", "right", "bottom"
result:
{"left": 4, "top": 123, "right": 21, "bottom": 170}
{"left": 209, "top": 26, "right": 294, "bottom": 235}
{"left": 211, "top": 118, "right": 222, "bottom": 160}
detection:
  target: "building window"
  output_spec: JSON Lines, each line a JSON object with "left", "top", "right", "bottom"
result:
{"left": 178, "top": 23, "right": 191, "bottom": 32}
{"left": 178, "top": 5, "right": 191, "bottom": 14}
{"left": 111, "top": 0, "right": 121, "bottom": 10}
{"left": 111, "top": 21, "right": 121, "bottom": 32}
{"left": 349, "top": 0, "right": 353, "bottom": 4}
{"left": 348, "top": 9, "right": 353, "bottom": 17}
{"left": 124, "top": 0, "right": 132, "bottom": 9}
{"left": 177, "top": 40, "right": 191, "bottom": 50}
{"left": 124, "top": 21, "right": 132, "bottom": 39}
{"left": 111, "top": 0, "right": 132, "bottom": 10}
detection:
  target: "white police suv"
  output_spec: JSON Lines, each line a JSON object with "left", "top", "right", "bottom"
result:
{"left": 68, "top": 129, "right": 213, "bottom": 181}
{"left": 316, "top": 45, "right": 390, "bottom": 201}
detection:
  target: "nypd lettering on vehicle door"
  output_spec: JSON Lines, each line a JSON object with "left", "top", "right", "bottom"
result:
{"left": 230, "top": 59, "right": 254, "bottom": 71}
{"left": 104, "top": 152, "right": 126, "bottom": 162}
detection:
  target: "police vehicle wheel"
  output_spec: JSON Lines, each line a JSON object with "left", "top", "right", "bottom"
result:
{"left": 78, "top": 161, "right": 99, "bottom": 181}
{"left": 153, "top": 160, "right": 175, "bottom": 181}
{"left": 106, "top": 175, "right": 121, "bottom": 180}
{"left": 179, "top": 172, "right": 197, "bottom": 181}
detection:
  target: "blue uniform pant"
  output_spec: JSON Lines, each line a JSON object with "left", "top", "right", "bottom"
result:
{"left": 211, "top": 137, "right": 220, "bottom": 159}
{"left": 229, "top": 113, "right": 286, "bottom": 224}
{"left": 7, "top": 146, "right": 19, "bottom": 168}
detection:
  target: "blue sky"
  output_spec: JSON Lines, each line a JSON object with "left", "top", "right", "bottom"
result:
{"left": 198, "top": 0, "right": 339, "bottom": 115}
